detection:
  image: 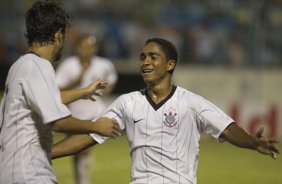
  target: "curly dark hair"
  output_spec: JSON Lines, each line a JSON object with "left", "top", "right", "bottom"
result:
{"left": 25, "top": 1, "right": 71, "bottom": 46}
{"left": 145, "top": 38, "right": 178, "bottom": 74}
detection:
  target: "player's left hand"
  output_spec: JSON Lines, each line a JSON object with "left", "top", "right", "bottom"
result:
{"left": 94, "top": 117, "right": 121, "bottom": 138}
{"left": 255, "top": 127, "right": 280, "bottom": 159}
{"left": 83, "top": 79, "right": 108, "bottom": 101}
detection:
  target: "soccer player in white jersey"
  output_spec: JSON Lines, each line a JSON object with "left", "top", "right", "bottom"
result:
{"left": 0, "top": 2, "right": 120, "bottom": 184}
{"left": 56, "top": 34, "right": 118, "bottom": 184}
{"left": 52, "top": 38, "right": 279, "bottom": 184}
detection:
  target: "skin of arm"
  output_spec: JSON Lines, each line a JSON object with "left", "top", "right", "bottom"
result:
{"left": 220, "top": 123, "right": 279, "bottom": 159}
{"left": 49, "top": 116, "right": 120, "bottom": 138}
{"left": 60, "top": 79, "right": 107, "bottom": 104}
{"left": 52, "top": 134, "right": 97, "bottom": 159}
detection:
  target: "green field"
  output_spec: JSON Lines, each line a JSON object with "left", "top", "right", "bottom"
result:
{"left": 53, "top": 134, "right": 281, "bottom": 184}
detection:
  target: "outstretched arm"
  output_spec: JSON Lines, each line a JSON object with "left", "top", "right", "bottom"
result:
{"left": 50, "top": 117, "right": 120, "bottom": 138}
{"left": 220, "top": 123, "right": 279, "bottom": 159}
{"left": 52, "top": 134, "right": 97, "bottom": 159}
{"left": 60, "top": 79, "right": 107, "bottom": 104}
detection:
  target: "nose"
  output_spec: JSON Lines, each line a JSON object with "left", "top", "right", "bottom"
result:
{"left": 143, "top": 56, "right": 151, "bottom": 65}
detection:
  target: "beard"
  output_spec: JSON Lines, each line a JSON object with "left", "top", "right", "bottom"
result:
{"left": 54, "top": 47, "right": 63, "bottom": 62}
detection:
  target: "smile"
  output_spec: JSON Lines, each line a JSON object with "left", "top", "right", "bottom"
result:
{"left": 142, "top": 68, "right": 153, "bottom": 74}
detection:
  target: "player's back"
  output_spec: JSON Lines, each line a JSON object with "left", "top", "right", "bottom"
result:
{"left": 0, "top": 53, "right": 57, "bottom": 184}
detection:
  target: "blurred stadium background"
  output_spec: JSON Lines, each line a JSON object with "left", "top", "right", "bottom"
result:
{"left": 0, "top": 0, "right": 282, "bottom": 183}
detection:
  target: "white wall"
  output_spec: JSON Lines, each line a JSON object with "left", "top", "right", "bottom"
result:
{"left": 173, "top": 67, "right": 282, "bottom": 139}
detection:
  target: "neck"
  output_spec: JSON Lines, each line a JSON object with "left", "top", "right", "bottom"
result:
{"left": 79, "top": 57, "right": 91, "bottom": 65}
{"left": 26, "top": 44, "right": 55, "bottom": 63}
{"left": 146, "top": 78, "right": 173, "bottom": 104}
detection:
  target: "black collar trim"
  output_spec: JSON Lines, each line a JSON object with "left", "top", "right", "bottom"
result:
{"left": 142, "top": 85, "right": 177, "bottom": 111}
{"left": 26, "top": 51, "right": 40, "bottom": 58}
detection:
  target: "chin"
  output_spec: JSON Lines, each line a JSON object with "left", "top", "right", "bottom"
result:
{"left": 143, "top": 77, "right": 153, "bottom": 84}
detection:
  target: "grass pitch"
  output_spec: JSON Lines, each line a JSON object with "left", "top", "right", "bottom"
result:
{"left": 53, "top": 134, "right": 281, "bottom": 184}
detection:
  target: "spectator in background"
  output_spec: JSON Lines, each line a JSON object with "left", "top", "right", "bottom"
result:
{"left": 193, "top": 22, "right": 219, "bottom": 65}
{"left": 56, "top": 34, "right": 118, "bottom": 184}
{"left": 227, "top": 36, "right": 246, "bottom": 67}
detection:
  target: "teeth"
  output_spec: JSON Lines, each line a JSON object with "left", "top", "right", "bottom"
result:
{"left": 143, "top": 69, "right": 153, "bottom": 73}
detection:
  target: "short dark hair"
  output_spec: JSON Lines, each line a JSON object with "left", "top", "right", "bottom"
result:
{"left": 25, "top": 1, "right": 71, "bottom": 46}
{"left": 145, "top": 38, "right": 178, "bottom": 74}
{"left": 145, "top": 38, "right": 178, "bottom": 62}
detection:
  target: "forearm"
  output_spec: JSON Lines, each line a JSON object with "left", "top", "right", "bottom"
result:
{"left": 60, "top": 79, "right": 81, "bottom": 91}
{"left": 60, "top": 88, "right": 88, "bottom": 104}
{"left": 60, "top": 79, "right": 107, "bottom": 104}
{"left": 51, "top": 116, "right": 97, "bottom": 134}
{"left": 50, "top": 116, "right": 120, "bottom": 138}
{"left": 220, "top": 123, "right": 258, "bottom": 150}
{"left": 52, "top": 134, "right": 97, "bottom": 159}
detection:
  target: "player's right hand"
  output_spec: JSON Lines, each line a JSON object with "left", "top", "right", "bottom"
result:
{"left": 82, "top": 79, "right": 108, "bottom": 101}
{"left": 93, "top": 117, "right": 121, "bottom": 138}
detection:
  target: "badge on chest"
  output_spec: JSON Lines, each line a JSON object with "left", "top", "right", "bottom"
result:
{"left": 163, "top": 107, "right": 177, "bottom": 128}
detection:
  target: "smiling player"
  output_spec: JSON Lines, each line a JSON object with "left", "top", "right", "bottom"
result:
{"left": 52, "top": 38, "right": 279, "bottom": 184}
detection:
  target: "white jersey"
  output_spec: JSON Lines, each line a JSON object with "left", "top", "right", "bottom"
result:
{"left": 56, "top": 56, "right": 117, "bottom": 119}
{"left": 0, "top": 53, "right": 71, "bottom": 184}
{"left": 90, "top": 86, "right": 233, "bottom": 184}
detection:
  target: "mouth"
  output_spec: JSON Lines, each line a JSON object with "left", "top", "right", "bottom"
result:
{"left": 142, "top": 68, "right": 153, "bottom": 75}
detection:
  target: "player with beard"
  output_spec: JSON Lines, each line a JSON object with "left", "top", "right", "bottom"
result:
{"left": 0, "top": 2, "right": 119, "bottom": 184}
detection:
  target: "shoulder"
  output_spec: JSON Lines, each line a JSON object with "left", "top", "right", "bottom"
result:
{"left": 59, "top": 56, "right": 79, "bottom": 66}
{"left": 16, "top": 54, "right": 53, "bottom": 72}
{"left": 9, "top": 54, "right": 55, "bottom": 85}
{"left": 56, "top": 56, "right": 80, "bottom": 72}
{"left": 117, "top": 90, "right": 142, "bottom": 100}
{"left": 93, "top": 56, "right": 112, "bottom": 62}
{"left": 175, "top": 86, "right": 199, "bottom": 99}
{"left": 113, "top": 90, "right": 143, "bottom": 107}
{"left": 175, "top": 86, "right": 207, "bottom": 107}
{"left": 93, "top": 56, "right": 114, "bottom": 67}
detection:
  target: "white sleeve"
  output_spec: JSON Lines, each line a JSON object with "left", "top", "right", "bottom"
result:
{"left": 196, "top": 97, "right": 234, "bottom": 141}
{"left": 89, "top": 95, "right": 126, "bottom": 144}
{"left": 22, "top": 63, "right": 70, "bottom": 124}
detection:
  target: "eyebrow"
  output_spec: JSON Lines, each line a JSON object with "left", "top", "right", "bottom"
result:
{"left": 139, "top": 52, "right": 160, "bottom": 58}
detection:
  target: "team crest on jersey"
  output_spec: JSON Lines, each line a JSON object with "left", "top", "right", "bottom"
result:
{"left": 163, "top": 107, "right": 177, "bottom": 128}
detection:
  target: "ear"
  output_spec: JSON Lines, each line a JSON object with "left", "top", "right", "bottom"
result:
{"left": 54, "top": 29, "right": 63, "bottom": 44}
{"left": 167, "top": 60, "right": 176, "bottom": 72}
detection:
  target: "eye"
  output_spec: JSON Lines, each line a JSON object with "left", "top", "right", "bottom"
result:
{"left": 139, "top": 54, "right": 145, "bottom": 61}
{"left": 151, "top": 54, "right": 158, "bottom": 60}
